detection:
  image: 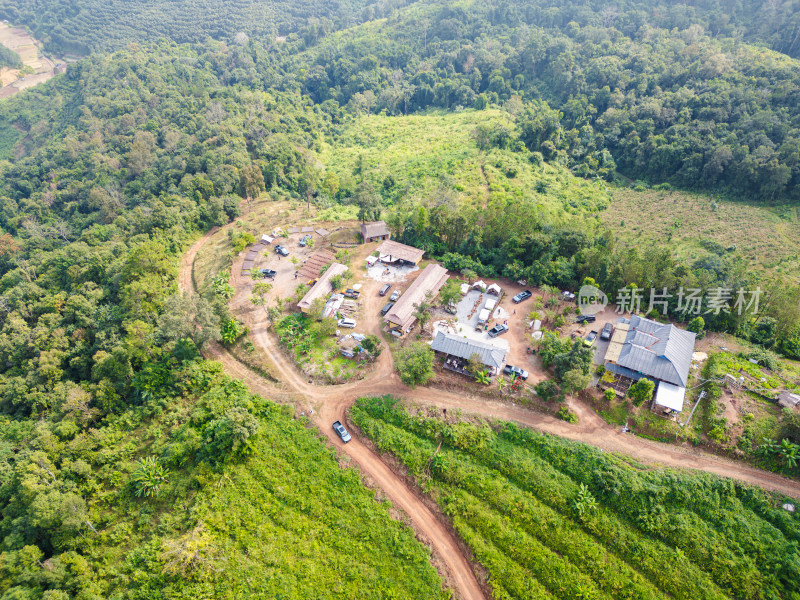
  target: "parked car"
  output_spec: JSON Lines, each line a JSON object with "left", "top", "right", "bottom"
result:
{"left": 299, "top": 234, "right": 312, "bottom": 247}
{"left": 585, "top": 330, "right": 598, "bottom": 346}
{"left": 274, "top": 245, "right": 289, "bottom": 256}
{"left": 379, "top": 283, "right": 392, "bottom": 296}
{"left": 503, "top": 365, "right": 529, "bottom": 380}
{"left": 576, "top": 314, "right": 596, "bottom": 324}
{"left": 600, "top": 322, "right": 614, "bottom": 341}
{"left": 390, "top": 289, "right": 401, "bottom": 302}
{"left": 259, "top": 268, "right": 277, "bottom": 278}
{"left": 344, "top": 289, "right": 360, "bottom": 299}
{"left": 488, "top": 323, "right": 509, "bottom": 338}
{"left": 380, "top": 302, "right": 395, "bottom": 316}
{"left": 332, "top": 420, "right": 351, "bottom": 443}
{"left": 337, "top": 317, "right": 357, "bottom": 328}
{"left": 512, "top": 290, "right": 533, "bottom": 303}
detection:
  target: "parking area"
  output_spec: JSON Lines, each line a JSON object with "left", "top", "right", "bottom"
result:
{"left": 431, "top": 289, "right": 511, "bottom": 350}
{"left": 232, "top": 230, "right": 336, "bottom": 307}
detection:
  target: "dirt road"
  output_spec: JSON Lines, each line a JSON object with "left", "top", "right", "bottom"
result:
{"left": 180, "top": 230, "right": 800, "bottom": 600}
{"left": 181, "top": 232, "right": 487, "bottom": 600}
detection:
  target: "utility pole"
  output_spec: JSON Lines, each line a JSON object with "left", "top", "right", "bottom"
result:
{"left": 682, "top": 390, "right": 706, "bottom": 428}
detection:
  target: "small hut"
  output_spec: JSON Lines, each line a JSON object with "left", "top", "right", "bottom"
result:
{"left": 361, "top": 221, "right": 391, "bottom": 243}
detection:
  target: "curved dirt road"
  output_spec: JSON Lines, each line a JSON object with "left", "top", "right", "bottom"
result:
{"left": 180, "top": 232, "right": 487, "bottom": 600}
{"left": 180, "top": 230, "right": 800, "bottom": 600}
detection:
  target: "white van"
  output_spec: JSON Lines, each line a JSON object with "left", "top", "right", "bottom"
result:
{"left": 337, "top": 318, "right": 357, "bottom": 328}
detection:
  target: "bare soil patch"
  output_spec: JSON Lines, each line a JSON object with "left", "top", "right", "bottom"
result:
{"left": 0, "top": 23, "right": 65, "bottom": 98}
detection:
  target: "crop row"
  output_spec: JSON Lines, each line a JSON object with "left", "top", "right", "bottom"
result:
{"left": 351, "top": 397, "right": 800, "bottom": 600}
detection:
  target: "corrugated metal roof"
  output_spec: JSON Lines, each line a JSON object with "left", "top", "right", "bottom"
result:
{"left": 430, "top": 332, "right": 507, "bottom": 369}
{"left": 778, "top": 391, "right": 800, "bottom": 408}
{"left": 385, "top": 264, "right": 448, "bottom": 329}
{"left": 377, "top": 239, "right": 424, "bottom": 264}
{"left": 605, "top": 362, "right": 645, "bottom": 381}
{"left": 297, "top": 263, "right": 348, "bottom": 311}
{"left": 654, "top": 382, "right": 686, "bottom": 412}
{"left": 614, "top": 315, "right": 696, "bottom": 387}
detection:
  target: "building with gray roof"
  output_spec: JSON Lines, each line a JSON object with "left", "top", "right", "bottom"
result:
{"left": 604, "top": 315, "right": 696, "bottom": 412}
{"left": 430, "top": 332, "right": 507, "bottom": 371}
{"left": 609, "top": 315, "right": 696, "bottom": 387}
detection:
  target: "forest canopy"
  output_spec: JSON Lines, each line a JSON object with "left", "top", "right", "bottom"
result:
{"left": 0, "top": 43, "right": 21, "bottom": 68}
{"left": 0, "top": 1, "right": 798, "bottom": 596}
{"left": 287, "top": 0, "right": 800, "bottom": 202}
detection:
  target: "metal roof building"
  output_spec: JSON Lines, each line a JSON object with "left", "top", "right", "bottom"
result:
{"left": 604, "top": 315, "right": 696, "bottom": 412}
{"left": 385, "top": 264, "right": 449, "bottom": 331}
{"left": 297, "top": 263, "right": 348, "bottom": 313}
{"left": 376, "top": 240, "right": 425, "bottom": 265}
{"left": 430, "top": 332, "right": 507, "bottom": 369}
{"left": 608, "top": 315, "right": 697, "bottom": 387}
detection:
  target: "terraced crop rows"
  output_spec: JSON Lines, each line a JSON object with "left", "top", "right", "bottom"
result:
{"left": 351, "top": 397, "right": 800, "bottom": 600}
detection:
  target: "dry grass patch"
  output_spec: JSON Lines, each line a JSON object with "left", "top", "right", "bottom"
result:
{"left": 603, "top": 189, "right": 800, "bottom": 283}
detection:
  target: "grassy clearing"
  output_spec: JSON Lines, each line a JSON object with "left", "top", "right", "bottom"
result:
{"left": 192, "top": 196, "right": 300, "bottom": 295}
{"left": 603, "top": 188, "right": 800, "bottom": 284}
{"left": 323, "top": 109, "right": 611, "bottom": 224}
{"left": 351, "top": 396, "right": 800, "bottom": 600}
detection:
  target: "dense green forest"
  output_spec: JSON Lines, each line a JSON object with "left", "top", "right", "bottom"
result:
{"left": 0, "top": 0, "right": 799, "bottom": 596}
{"left": 287, "top": 0, "right": 800, "bottom": 202}
{"left": 352, "top": 396, "right": 800, "bottom": 600}
{"left": 0, "top": 43, "right": 452, "bottom": 598}
{"left": 0, "top": 44, "right": 21, "bottom": 68}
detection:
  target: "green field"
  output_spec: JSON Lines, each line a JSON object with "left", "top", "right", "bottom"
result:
{"left": 323, "top": 110, "right": 612, "bottom": 225}
{"left": 351, "top": 396, "right": 800, "bottom": 600}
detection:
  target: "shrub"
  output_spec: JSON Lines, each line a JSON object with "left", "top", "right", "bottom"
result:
{"left": 557, "top": 405, "right": 578, "bottom": 423}
{"left": 687, "top": 316, "right": 705, "bottom": 335}
{"left": 131, "top": 456, "right": 169, "bottom": 498}
{"left": 628, "top": 379, "right": 655, "bottom": 407}
{"left": 395, "top": 342, "right": 435, "bottom": 386}
{"left": 535, "top": 380, "right": 559, "bottom": 402}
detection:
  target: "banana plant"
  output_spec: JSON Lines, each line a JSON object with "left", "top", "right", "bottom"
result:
{"left": 474, "top": 370, "right": 491, "bottom": 385}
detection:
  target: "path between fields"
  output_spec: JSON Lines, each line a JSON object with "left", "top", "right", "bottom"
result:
{"left": 180, "top": 230, "right": 800, "bottom": 600}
